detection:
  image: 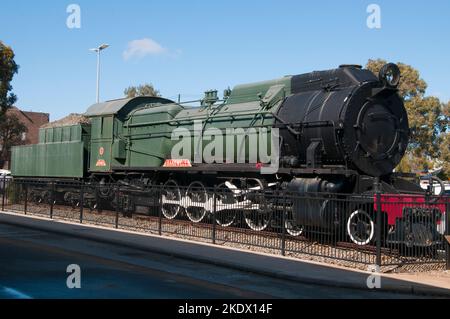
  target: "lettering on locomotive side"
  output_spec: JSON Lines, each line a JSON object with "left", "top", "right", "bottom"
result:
{"left": 163, "top": 159, "right": 192, "bottom": 168}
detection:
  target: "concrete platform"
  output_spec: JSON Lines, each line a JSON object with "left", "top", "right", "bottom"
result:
{"left": 0, "top": 211, "right": 449, "bottom": 297}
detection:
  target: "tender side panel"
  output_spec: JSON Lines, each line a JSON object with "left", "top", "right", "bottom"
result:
{"left": 11, "top": 142, "right": 85, "bottom": 178}
{"left": 12, "top": 124, "right": 90, "bottom": 178}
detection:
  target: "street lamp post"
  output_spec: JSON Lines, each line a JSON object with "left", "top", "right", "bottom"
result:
{"left": 89, "top": 44, "right": 110, "bottom": 103}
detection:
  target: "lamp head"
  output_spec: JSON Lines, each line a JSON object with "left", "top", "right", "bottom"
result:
{"left": 99, "top": 44, "right": 110, "bottom": 51}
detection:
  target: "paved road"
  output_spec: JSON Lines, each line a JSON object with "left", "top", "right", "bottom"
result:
{"left": 0, "top": 223, "right": 420, "bottom": 299}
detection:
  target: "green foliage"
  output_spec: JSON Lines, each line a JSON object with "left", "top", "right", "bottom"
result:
{"left": 0, "top": 41, "right": 19, "bottom": 115}
{"left": 366, "top": 59, "right": 450, "bottom": 178}
{"left": 0, "top": 114, "right": 28, "bottom": 166}
{"left": 366, "top": 59, "right": 427, "bottom": 100}
{"left": 0, "top": 41, "right": 24, "bottom": 168}
{"left": 124, "top": 83, "right": 160, "bottom": 98}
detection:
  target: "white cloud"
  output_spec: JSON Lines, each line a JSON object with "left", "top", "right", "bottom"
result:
{"left": 123, "top": 38, "right": 166, "bottom": 60}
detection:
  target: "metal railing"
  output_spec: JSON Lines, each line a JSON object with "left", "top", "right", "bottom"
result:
{"left": 1, "top": 177, "right": 449, "bottom": 271}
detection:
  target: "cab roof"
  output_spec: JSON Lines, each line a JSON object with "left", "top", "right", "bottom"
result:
{"left": 84, "top": 96, "right": 174, "bottom": 117}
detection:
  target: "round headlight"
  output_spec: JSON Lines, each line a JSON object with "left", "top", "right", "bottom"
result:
{"left": 379, "top": 63, "right": 401, "bottom": 88}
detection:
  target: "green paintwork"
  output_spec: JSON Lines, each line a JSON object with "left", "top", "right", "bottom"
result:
{"left": 226, "top": 77, "right": 292, "bottom": 104}
{"left": 84, "top": 96, "right": 174, "bottom": 117}
{"left": 11, "top": 76, "right": 294, "bottom": 178}
{"left": 109, "top": 79, "right": 291, "bottom": 168}
{"left": 87, "top": 96, "right": 176, "bottom": 172}
{"left": 39, "top": 125, "right": 84, "bottom": 143}
{"left": 123, "top": 103, "right": 184, "bottom": 168}
{"left": 11, "top": 124, "right": 90, "bottom": 178}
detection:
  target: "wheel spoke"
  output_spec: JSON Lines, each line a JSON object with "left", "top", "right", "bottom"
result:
{"left": 186, "top": 181, "right": 208, "bottom": 223}
{"left": 215, "top": 183, "right": 237, "bottom": 227}
{"left": 161, "top": 180, "right": 181, "bottom": 220}
{"left": 346, "top": 209, "right": 375, "bottom": 246}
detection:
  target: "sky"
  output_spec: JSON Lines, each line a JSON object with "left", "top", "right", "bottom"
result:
{"left": 1, "top": 0, "right": 449, "bottom": 121}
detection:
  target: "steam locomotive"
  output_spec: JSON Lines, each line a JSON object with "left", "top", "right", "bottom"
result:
{"left": 11, "top": 63, "right": 446, "bottom": 246}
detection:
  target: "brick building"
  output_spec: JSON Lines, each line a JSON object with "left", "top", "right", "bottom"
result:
{"left": 1, "top": 107, "right": 50, "bottom": 169}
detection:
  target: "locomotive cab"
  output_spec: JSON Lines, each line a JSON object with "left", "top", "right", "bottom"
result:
{"left": 84, "top": 96, "right": 176, "bottom": 174}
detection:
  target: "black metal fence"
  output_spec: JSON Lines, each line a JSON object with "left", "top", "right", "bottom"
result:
{"left": 1, "top": 177, "right": 449, "bottom": 271}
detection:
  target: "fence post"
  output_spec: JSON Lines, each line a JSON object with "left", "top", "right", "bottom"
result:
{"left": 158, "top": 184, "right": 162, "bottom": 236}
{"left": 281, "top": 189, "right": 286, "bottom": 256}
{"left": 1, "top": 178, "right": 5, "bottom": 211}
{"left": 115, "top": 185, "right": 120, "bottom": 229}
{"left": 446, "top": 200, "right": 450, "bottom": 270}
{"left": 79, "top": 183, "right": 84, "bottom": 224}
{"left": 212, "top": 186, "right": 217, "bottom": 245}
{"left": 24, "top": 183, "right": 28, "bottom": 215}
{"left": 374, "top": 177, "right": 382, "bottom": 268}
{"left": 49, "top": 182, "right": 54, "bottom": 219}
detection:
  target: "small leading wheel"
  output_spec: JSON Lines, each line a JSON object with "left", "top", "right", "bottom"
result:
{"left": 346, "top": 209, "right": 375, "bottom": 246}
{"left": 186, "top": 181, "right": 208, "bottom": 223}
{"left": 161, "top": 180, "right": 182, "bottom": 220}
{"left": 215, "top": 183, "right": 237, "bottom": 227}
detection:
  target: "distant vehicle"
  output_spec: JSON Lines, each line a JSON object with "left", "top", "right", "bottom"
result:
{"left": 419, "top": 176, "right": 450, "bottom": 196}
{"left": 0, "top": 170, "right": 12, "bottom": 191}
{"left": 0, "top": 169, "right": 12, "bottom": 177}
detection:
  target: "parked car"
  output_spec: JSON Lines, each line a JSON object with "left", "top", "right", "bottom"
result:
{"left": 0, "top": 169, "right": 12, "bottom": 191}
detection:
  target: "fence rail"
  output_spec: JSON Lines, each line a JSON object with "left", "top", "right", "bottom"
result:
{"left": 1, "top": 177, "right": 449, "bottom": 272}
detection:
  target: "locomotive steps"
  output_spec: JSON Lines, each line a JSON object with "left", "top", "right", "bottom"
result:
{"left": 0, "top": 210, "right": 449, "bottom": 297}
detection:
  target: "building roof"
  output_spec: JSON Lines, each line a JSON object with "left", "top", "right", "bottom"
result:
{"left": 7, "top": 107, "right": 49, "bottom": 145}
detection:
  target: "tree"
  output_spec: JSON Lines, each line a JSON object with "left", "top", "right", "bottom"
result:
{"left": 366, "top": 59, "right": 427, "bottom": 100}
{"left": 0, "top": 41, "right": 26, "bottom": 169}
{"left": 124, "top": 83, "right": 160, "bottom": 98}
{"left": 0, "top": 114, "right": 27, "bottom": 167}
{"left": 0, "top": 41, "right": 19, "bottom": 115}
{"left": 438, "top": 102, "right": 450, "bottom": 178}
{"left": 366, "top": 59, "right": 449, "bottom": 177}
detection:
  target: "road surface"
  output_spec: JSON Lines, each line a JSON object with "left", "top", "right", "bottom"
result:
{"left": 0, "top": 222, "right": 420, "bottom": 299}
